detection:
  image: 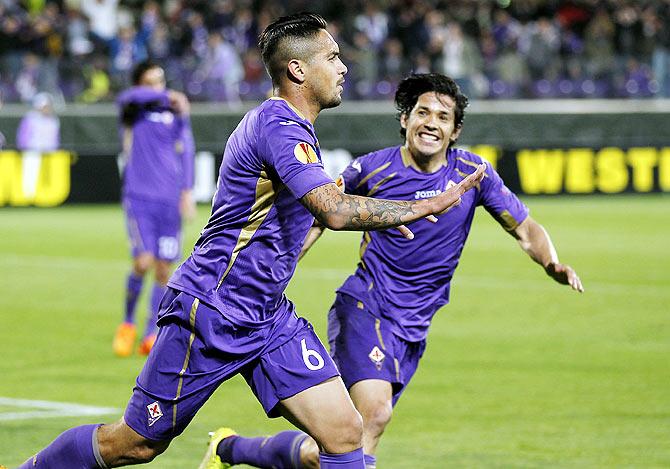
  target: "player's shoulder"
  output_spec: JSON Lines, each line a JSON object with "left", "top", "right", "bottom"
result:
{"left": 256, "top": 98, "right": 311, "bottom": 131}
{"left": 355, "top": 145, "right": 401, "bottom": 173}
{"left": 450, "top": 147, "right": 487, "bottom": 167}
{"left": 450, "top": 147, "right": 497, "bottom": 176}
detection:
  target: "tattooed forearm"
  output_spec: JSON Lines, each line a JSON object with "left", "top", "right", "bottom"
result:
{"left": 301, "top": 183, "right": 427, "bottom": 231}
{"left": 300, "top": 164, "right": 485, "bottom": 232}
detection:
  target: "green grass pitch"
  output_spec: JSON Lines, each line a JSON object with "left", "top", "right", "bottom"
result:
{"left": 1, "top": 196, "right": 669, "bottom": 468}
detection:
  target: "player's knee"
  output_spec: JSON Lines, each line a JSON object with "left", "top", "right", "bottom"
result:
{"left": 133, "top": 254, "right": 154, "bottom": 275}
{"left": 362, "top": 400, "right": 393, "bottom": 438}
{"left": 97, "top": 421, "right": 169, "bottom": 465}
{"left": 299, "top": 436, "right": 320, "bottom": 469}
{"left": 123, "top": 441, "right": 167, "bottom": 463}
{"left": 331, "top": 409, "right": 364, "bottom": 451}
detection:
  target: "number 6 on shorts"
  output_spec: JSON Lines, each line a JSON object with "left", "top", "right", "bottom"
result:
{"left": 301, "top": 338, "right": 324, "bottom": 371}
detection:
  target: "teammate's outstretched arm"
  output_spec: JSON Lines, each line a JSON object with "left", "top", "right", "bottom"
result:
{"left": 511, "top": 216, "right": 584, "bottom": 292}
{"left": 301, "top": 163, "right": 485, "bottom": 239}
{"left": 298, "top": 222, "right": 326, "bottom": 260}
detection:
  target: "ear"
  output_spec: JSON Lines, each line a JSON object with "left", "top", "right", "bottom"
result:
{"left": 450, "top": 125, "right": 463, "bottom": 143}
{"left": 400, "top": 112, "right": 408, "bottom": 130}
{"left": 287, "top": 59, "right": 306, "bottom": 84}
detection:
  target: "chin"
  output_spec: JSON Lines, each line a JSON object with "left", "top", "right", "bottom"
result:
{"left": 322, "top": 95, "right": 342, "bottom": 109}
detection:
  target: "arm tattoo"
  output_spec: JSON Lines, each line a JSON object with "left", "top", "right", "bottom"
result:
{"left": 301, "top": 183, "right": 423, "bottom": 231}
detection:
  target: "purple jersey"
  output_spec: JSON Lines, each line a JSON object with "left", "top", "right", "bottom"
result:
{"left": 117, "top": 87, "right": 195, "bottom": 204}
{"left": 337, "top": 146, "right": 529, "bottom": 342}
{"left": 169, "top": 98, "right": 333, "bottom": 327}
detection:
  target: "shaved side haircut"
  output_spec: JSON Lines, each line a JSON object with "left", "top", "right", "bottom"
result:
{"left": 258, "top": 12, "right": 328, "bottom": 86}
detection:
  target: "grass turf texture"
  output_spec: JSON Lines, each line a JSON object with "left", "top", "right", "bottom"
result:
{"left": 1, "top": 196, "right": 668, "bottom": 468}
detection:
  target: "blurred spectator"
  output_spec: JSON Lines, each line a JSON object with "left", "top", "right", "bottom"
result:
{"left": 440, "top": 21, "right": 482, "bottom": 97}
{"left": 16, "top": 92, "right": 60, "bottom": 199}
{"left": 354, "top": 2, "right": 388, "bottom": 51}
{"left": 194, "top": 31, "right": 243, "bottom": 103}
{"left": 15, "top": 53, "right": 41, "bottom": 103}
{"left": 379, "top": 37, "right": 406, "bottom": 85}
{"left": 584, "top": 7, "right": 616, "bottom": 81}
{"left": 523, "top": 17, "right": 561, "bottom": 81}
{"left": 78, "top": 56, "right": 111, "bottom": 103}
{"left": 80, "top": 0, "right": 120, "bottom": 52}
{"left": 109, "top": 25, "right": 149, "bottom": 89}
{"left": 65, "top": 7, "right": 94, "bottom": 57}
{"left": 348, "top": 31, "right": 378, "bottom": 98}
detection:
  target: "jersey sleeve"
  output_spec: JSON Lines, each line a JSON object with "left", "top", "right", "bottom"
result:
{"left": 117, "top": 87, "right": 169, "bottom": 126}
{"left": 337, "top": 156, "right": 366, "bottom": 195}
{"left": 479, "top": 160, "right": 529, "bottom": 231}
{"left": 260, "top": 118, "right": 333, "bottom": 199}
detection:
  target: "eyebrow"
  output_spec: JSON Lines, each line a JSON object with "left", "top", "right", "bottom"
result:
{"left": 416, "top": 105, "right": 451, "bottom": 114}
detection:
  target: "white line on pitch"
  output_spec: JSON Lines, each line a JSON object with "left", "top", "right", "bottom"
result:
{"left": 0, "top": 397, "right": 119, "bottom": 422}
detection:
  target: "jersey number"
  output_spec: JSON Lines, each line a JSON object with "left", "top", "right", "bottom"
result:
{"left": 301, "top": 338, "right": 324, "bottom": 371}
{"left": 158, "top": 236, "right": 179, "bottom": 259}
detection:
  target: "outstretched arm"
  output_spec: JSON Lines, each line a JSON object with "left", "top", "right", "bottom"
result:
{"left": 300, "top": 163, "right": 485, "bottom": 239}
{"left": 511, "top": 217, "right": 584, "bottom": 292}
{"left": 299, "top": 222, "right": 326, "bottom": 261}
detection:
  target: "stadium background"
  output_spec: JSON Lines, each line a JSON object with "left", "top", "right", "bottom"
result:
{"left": 1, "top": 0, "right": 669, "bottom": 467}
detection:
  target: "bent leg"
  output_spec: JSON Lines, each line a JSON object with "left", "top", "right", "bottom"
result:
{"left": 349, "top": 379, "right": 393, "bottom": 467}
{"left": 216, "top": 430, "right": 310, "bottom": 469}
{"left": 17, "top": 419, "right": 170, "bottom": 469}
{"left": 294, "top": 379, "right": 392, "bottom": 469}
{"left": 97, "top": 419, "right": 170, "bottom": 466}
{"left": 280, "top": 376, "right": 364, "bottom": 468}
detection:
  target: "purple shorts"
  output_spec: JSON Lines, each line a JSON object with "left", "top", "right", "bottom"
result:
{"left": 124, "top": 289, "right": 339, "bottom": 441}
{"left": 123, "top": 196, "right": 182, "bottom": 262}
{"left": 327, "top": 293, "right": 427, "bottom": 406}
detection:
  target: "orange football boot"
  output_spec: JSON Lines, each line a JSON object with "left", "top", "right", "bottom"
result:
{"left": 138, "top": 334, "right": 157, "bottom": 355}
{"left": 112, "top": 322, "right": 137, "bottom": 357}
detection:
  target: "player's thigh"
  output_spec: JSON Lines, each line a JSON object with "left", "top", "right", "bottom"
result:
{"left": 123, "top": 197, "right": 158, "bottom": 258}
{"left": 243, "top": 322, "right": 361, "bottom": 449}
{"left": 327, "top": 294, "right": 399, "bottom": 391}
{"left": 154, "top": 202, "right": 182, "bottom": 262}
{"left": 124, "top": 290, "right": 256, "bottom": 441}
{"left": 279, "top": 376, "right": 362, "bottom": 452}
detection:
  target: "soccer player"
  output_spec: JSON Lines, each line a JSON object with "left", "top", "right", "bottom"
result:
{"left": 210, "top": 73, "right": 584, "bottom": 469}
{"left": 112, "top": 60, "right": 195, "bottom": 357}
{"left": 17, "top": 15, "right": 485, "bottom": 469}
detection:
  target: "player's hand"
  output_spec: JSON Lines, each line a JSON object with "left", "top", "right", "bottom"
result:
{"left": 168, "top": 90, "right": 190, "bottom": 115}
{"left": 428, "top": 163, "right": 485, "bottom": 216}
{"left": 395, "top": 214, "right": 437, "bottom": 240}
{"left": 180, "top": 190, "right": 196, "bottom": 222}
{"left": 545, "top": 262, "right": 584, "bottom": 292}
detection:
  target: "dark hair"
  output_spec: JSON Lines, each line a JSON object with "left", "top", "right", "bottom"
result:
{"left": 131, "top": 60, "right": 161, "bottom": 86}
{"left": 395, "top": 73, "right": 469, "bottom": 138}
{"left": 258, "top": 12, "right": 328, "bottom": 86}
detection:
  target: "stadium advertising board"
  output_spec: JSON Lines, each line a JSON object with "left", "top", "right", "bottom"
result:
{"left": 1, "top": 145, "right": 669, "bottom": 207}
{"left": 0, "top": 150, "right": 73, "bottom": 207}
{"left": 471, "top": 145, "right": 670, "bottom": 195}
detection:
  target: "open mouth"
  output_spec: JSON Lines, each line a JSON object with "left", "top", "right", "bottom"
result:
{"left": 418, "top": 132, "right": 440, "bottom": 144}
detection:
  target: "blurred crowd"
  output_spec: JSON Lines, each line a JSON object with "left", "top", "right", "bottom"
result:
{"left": 1, "top": 0, "right": 669, "bottom": 104}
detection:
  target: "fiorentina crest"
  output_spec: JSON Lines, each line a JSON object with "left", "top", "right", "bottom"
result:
{"left": 368, "top": 346, "right": 385, "bottom": 370}
{"left": 147, "top": 401, "right": 163, "bottom": 427}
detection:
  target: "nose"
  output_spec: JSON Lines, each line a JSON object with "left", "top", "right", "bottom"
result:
{"left": 339, "top": 60, "right": 348, "bottom": 76}
{"left": 424, "top": 113, "right": 438, "bottom": 129}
